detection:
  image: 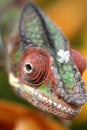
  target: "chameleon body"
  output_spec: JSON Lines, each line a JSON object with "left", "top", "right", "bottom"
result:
{"left": 1, "top": 3, "right": 87, "bottom": 120}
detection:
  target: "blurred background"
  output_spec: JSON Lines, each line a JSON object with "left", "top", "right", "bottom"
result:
{"left": 0, "top": 0, "right": 87, "bottom": 130}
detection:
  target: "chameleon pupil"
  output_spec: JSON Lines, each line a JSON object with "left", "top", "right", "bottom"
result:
{"left": 25, "top": 63, "right": 33, "bottom": 73}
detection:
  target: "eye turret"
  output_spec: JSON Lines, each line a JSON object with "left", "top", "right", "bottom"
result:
{"left": 20, "top": 48, "right": 51, "bottom": 86}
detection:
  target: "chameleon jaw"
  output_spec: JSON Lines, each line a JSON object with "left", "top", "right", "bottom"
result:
{"left": 9, "top": 72, "right": 81, "bottom": 120}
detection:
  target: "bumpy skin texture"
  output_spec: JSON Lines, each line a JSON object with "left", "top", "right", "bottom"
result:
{"left": 8, "top": 3, "right": 87, "bottom": 120}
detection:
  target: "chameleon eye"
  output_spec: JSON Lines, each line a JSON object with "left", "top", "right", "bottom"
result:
{"left": 20, "top": 48, "right": 51, "bottom": 86}
{"left": 24, "top": 63, "right": 33, "bottom": 73}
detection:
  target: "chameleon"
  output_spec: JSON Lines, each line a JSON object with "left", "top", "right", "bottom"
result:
{"left": 0, "top": 2, "right": 87, "bottom": 120}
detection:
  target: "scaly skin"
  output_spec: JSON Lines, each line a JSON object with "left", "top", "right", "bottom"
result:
{"left": 1, "top": 2, "right": 87, "bottom": 120}
{"left": 8, "top": 36, "right": 86, "bottom": 120}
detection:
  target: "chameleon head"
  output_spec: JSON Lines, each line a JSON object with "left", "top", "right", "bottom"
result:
{"left": 8, "top": 2, "right": 85, "bottom": 120}
{"left": 9, "top": 46, "right": 81, "bottom": 120}
{"left": 14, "top": 46, "right": 80, "bottom": 120}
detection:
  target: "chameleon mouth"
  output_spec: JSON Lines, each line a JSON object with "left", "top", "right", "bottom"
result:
{"left": 9, "top": 73, "right": 81, "bottom": 120}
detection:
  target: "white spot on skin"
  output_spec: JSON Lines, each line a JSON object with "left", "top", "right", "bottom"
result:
{"left": 43, "top": 97, "right": 47, "bottom": 102}
{"left": 34, "top": 89, "right": 38, "bottom": 96}
{"left": 57, "top": 49, "right": 70, "bottom": 63}
{"left": 57, "top": 104, "right": 62, "bottom": 109}
{"left": 38, "top": 94, "right": 42, "bottom": 99}
{"left": 53, "top": 102, "right": 57, "bottom": 107}
{"left": 51, "top": 66, "right": 54, "bottom": 71}
{"left": 67, "top": 108, "right": 71, "bottom": 112}
{"left": 48, "top": 99, "right": 52, "bottom": 105}
{"left": 63, "top": 107, "right": 67, "bottom": 111}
